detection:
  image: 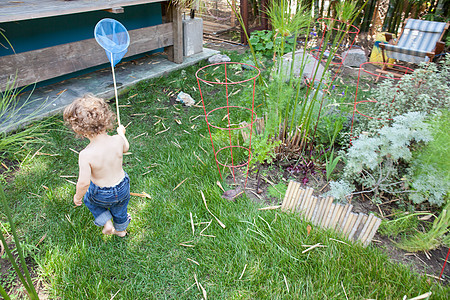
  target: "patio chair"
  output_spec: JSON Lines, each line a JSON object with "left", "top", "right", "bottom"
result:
{"left": 378, "top": 18, "right": 449, "bottom": 77}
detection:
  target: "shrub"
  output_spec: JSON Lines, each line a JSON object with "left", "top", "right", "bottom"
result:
{"left": 328, "top": 112, "right": 435, "bottom": 204}
{"left": 352, "top": 55, "right": 450, "bottom": 137}
{"left": 407, "top": 110, "right": 449, "bottom": 206}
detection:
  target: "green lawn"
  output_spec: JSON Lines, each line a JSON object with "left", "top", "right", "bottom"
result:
{"left": 2, "top": 59, "right": 449, "bottom": 299}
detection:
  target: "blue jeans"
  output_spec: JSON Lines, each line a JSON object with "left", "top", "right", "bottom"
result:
{"left": 83, "top": 173, "right": 131, "bottom": 231}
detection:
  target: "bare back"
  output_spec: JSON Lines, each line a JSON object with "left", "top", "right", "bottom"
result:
{"left": 79, "top": 133, "right": 127, "bottom": 187}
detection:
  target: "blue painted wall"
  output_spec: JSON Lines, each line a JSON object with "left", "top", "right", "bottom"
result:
{"left": 0, "top": 3, "right": 163, "bottom": 88}
{"left": 1, "top": 3, "right": 162, "bottom": 56}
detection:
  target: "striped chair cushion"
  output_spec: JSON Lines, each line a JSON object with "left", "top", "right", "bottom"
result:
{"left": 385, "top": 19, "right": 447, "bottom": 63}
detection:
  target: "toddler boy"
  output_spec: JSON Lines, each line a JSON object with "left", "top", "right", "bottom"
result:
{"left": 64, "top": 94, "right": 130, "bottom": 237}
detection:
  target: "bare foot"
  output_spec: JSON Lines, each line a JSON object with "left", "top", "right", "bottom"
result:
{"left": 102, "top": 220, "right": 114, "bottom": 235}
{"left": 113, "top": 230, "right": 127, "bottom": 237}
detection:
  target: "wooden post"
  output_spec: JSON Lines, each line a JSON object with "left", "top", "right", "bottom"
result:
{"left": 291, "top": 185, "right": 305, "bottom": 212}
{"left": 348, "top": 213, "right": 365, "bottom": 241}
{"left": 310, "top": 197, "right": 323, "bottom": 225}
{"left": 319, "top": 196, "right": 333, "bottom": 227}
{"left": 330, "top": 204, "right": 344, "bottom": 230}
{"left": 311, "top": 197, "right": 323, "bottom": 225}
{"left": 300, "top": 188, "right": 314, "bottom": 215}
{"left": 240, "top": 0, "right": 249, "bottom": 44}
{"left": 343, "top": 213, "right": 357, "bottom": 236}
{"left": 289, "top": 186, "right": 303, "bottom": 212}
{"left": 323, "top": 203, "right": 336, "bottom": 228}
{"left": 363, "top": 218, "right": 382, "bottom": 246}
{"left": 260, "top": 0, "right": 269, "bottom": 30}
{"left": 338, "top": 204, "right": 353, "bottom": 232}
{"left": 281, "top": 181, "right": 296, "bottom": 211}
{"left": 166, "top": 4, "right": 183, "bottom": 64}
{"left": 358, "top": 214, "right": 374, "bottom": 244}
{"left": 231, "top": 0, "right": 236, "bottom": 26}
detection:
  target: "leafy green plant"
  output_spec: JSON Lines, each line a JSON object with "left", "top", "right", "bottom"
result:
{"left": 249, "top": 30, "right": 296, "bottom": 58}
{"left": 353, "top": 55, "right": 450, "bottom": 137}
{"left": 228, "top": 0, "right": 363, "bottom": 164}
{"left": 0, "top": 183, "right": 39, "bottom": 299}
{"left": 318, "top": 113, "right": 345, "bottom": 181}
{"left": 248, "top": 30, "right": 273, "bottom": 56}
{"left": 249, "top": 134, "right": 281, "bottom": 168}
{"left": 266, "top": 1, "right": 363, "bottom": 160}
{"left": 0, "top": 268, "right": 18, "bottom": 298}
{"left": 324, "top": 149, "right": 342, "bottom": 182}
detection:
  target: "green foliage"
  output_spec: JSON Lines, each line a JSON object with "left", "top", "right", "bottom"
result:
{"left": 0, "top": 268, "right": 16, "bottom": 300}
{"left": 0, "top": 220, "right": 11, "bottom": 236}
{"left": 327, "top": 179, "right": 355, "bottom": 201}
{"left": 396, "top": 202, "right": 450, "bottom": 252}
{"left": 261, "top": 1, "right": 363, "bottom": 158}
{"left": 249, "top": 134, "right": 281, "bottom": 168}
{"left": 407, "top": 110, "right": 450, "bottom": 206}
{"left": 353, "top": 56, "right": 450, "bottom": 136}
{"left": 335, "top": 0, "right": 359, "bottom": 22}
{"left": 1, "top": 77, "right": 54, "bottom": 160}
{"left": 266, "top": 0, "right": 311, "bottom": 44}
{"left": 0, "top": 183, "right": 39, "bottom": 299}
{"left": 249, "top": 30, "right": 275, "bottom": 57}
{"left": 329, "top": 112, "right": 434, "bottom": 204}
{"left": 378, "top": 210, "right": 421, "bottom": 238}
{"left": 315, "top": 109, "right": 346, "bottom": 148}
{"left": 249, "top": 30, "right": 296, "bottom": 57}
{"left": 324, "top": 149, "right": 342, "bottom": 182}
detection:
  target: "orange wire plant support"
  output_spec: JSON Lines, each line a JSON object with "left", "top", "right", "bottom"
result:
{"left": 196, "top": 62, "right": 260, "bottom": 187}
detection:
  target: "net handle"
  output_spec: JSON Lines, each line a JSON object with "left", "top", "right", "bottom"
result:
{"left": 110, "top": 52, "right": 121, "bottom": 126}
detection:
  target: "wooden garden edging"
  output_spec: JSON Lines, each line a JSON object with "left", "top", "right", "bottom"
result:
{"left": 276, "top": 181, "right": 381, "bottom": 247}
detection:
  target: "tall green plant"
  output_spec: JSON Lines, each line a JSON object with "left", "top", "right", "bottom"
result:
{"left": 0, "top": 76, "right": 53, "bottom": 160}
{"left": 278, "top": 1, "right": 363, "bottom": 156}
{"left": 396, "top": 201, "right": 450, "bottom": 252}
{"left": 0, "top": 183, "right": 39, "bottom": 299}
{"left": 229, "top": 1, "right": 365, "bottom": 162}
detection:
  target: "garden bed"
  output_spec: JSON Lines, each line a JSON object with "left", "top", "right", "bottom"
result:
{"left": 1, "top": 31, "right": 449, "bottom": 299}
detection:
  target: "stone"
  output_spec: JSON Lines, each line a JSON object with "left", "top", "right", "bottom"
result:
{"left": 183, "top": 17, "right": 203, "bottom": 57}
{"left": 342, "top": 48, "right": 367, "bottom": 67}
{"left": 279, "top": 50, "right": 328, "bottom": 82}
{"left": 208, "top": 54, "right": 231, "bottom": 64}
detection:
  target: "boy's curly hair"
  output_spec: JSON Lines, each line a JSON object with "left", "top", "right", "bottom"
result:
{"left": 63, "top": 94, "right": 115, "bottom": 138}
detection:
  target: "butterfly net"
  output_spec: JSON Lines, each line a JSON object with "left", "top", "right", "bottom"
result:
{"left": 94, "top": 18, "right": 130, "bottom": 67}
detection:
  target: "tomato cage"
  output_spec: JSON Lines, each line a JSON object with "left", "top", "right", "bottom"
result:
{"left": 309, "top": 18, "right": 360, "bottom": 82}
{"left": 350, "top": 62, "right": 414, "bottom": 143}
{"left": 195, "top": 62, "right": 260, "bottom": 187}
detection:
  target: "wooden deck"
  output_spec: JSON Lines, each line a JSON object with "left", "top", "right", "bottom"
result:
{"left": 0, "top": 0, "right": 184, "bottom": 90}
{"left": 0, "top": 0, "right": 165, "bottom": 23}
